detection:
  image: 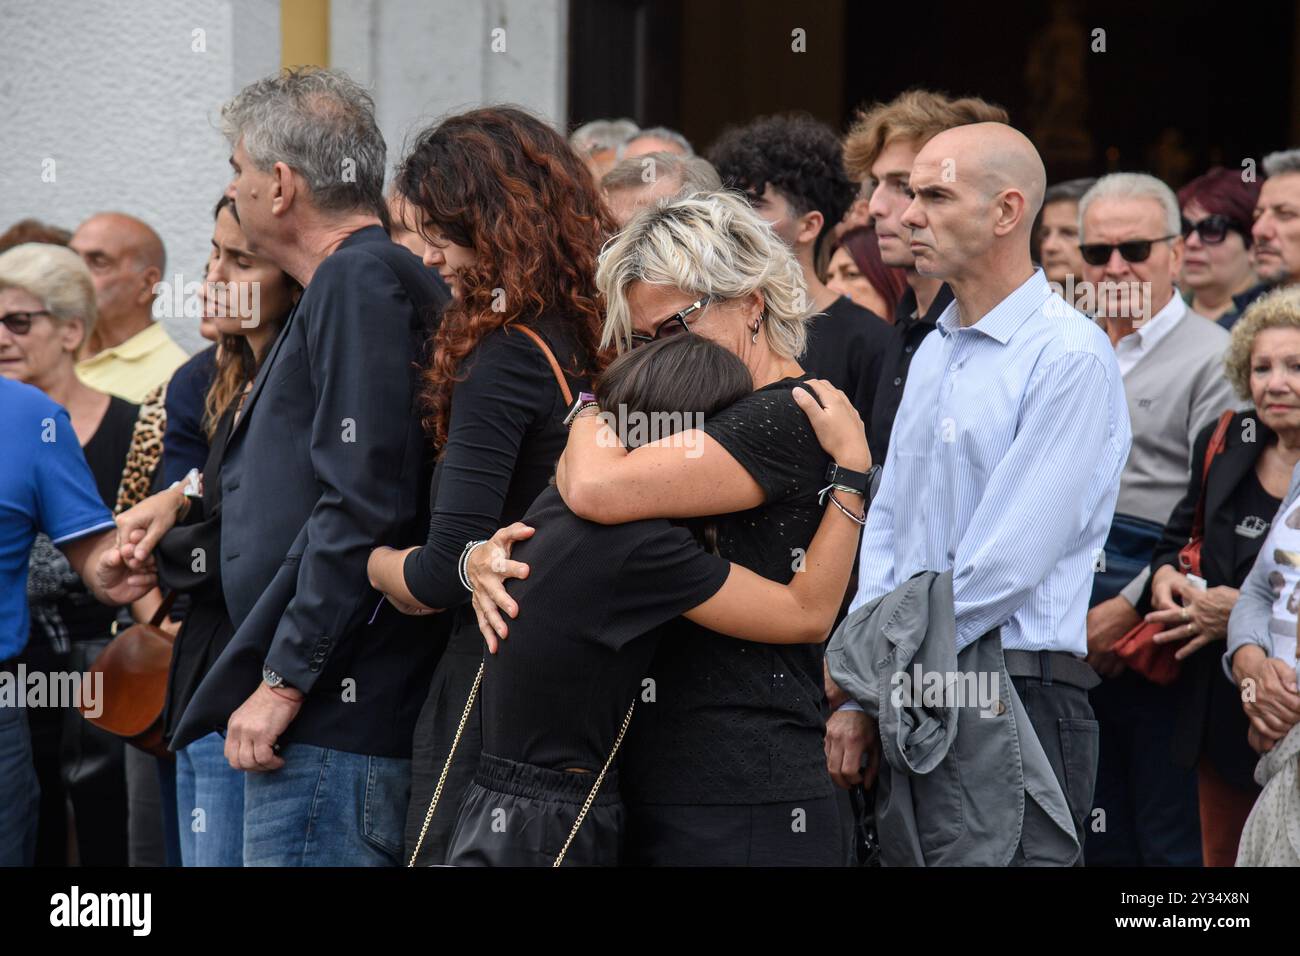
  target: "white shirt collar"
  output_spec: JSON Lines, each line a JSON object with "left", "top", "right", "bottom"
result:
{"left": 1119, "top": 291, "right": 1185, "bottom": 349}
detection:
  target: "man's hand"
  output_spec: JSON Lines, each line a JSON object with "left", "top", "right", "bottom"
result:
{"left": 62, "top": 529, "right": 157, "bottom": 607}
{"left": 1085, "top": 595, "right": 1140, "bottom": 678}
{"left": 224, "top": 683, "right": 304, "bottom": 772}
{"left": 824, "top": 658, "right": 849, "bottom": 709}
{"left": 467, "top": 523, "right": 535, "bottom": 653}
{"left": 825, "top": 708, "right": 879, "bottom": 789}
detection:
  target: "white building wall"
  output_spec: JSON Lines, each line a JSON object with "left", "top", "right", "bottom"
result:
{"left": 331, "top": 0, "right": 568, "bottom": 176}
{"left": 0, "top": 0, "right": 568, "bottom": 352}
{"left": 0, "top": 0, "right": 281, "bottom": 354}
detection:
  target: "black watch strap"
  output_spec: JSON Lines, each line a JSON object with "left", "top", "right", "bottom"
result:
{"left": 825, "top": 462, "right": 870, "bottom": 496}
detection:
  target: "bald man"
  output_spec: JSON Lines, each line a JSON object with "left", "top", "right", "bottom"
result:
{"left": 836, "top": 123, "right": 1132, "bottom": 863}
{"left": 71, "top": 212, "right": 186, "bottom": 402}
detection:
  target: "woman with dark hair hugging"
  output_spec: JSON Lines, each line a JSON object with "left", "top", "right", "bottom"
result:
{"left": 433, "top": 335, "right": 866, "bottom": 866}
{"left": 364, "top": 106, "right": 614, "bottom": 866}
{"left": 469, "top": 191, "right": 875, "bottom": 866}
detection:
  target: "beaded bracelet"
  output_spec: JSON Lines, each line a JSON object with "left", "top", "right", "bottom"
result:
{"left": 458, "top": 539, "right": 489, "bottom": 592}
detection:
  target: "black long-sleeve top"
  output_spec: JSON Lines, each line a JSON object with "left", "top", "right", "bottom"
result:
{"left": 403, "top": 316, "right": 591, "bottom": 609}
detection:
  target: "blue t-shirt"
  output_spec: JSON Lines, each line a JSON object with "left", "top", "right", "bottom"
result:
{"left": 1, "top": 378, "right": 116, "bottom": 660}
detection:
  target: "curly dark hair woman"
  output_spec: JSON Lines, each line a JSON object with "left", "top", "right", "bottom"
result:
{"left": 393, "top": 105, "right": 615, "bottom": 446}
{"left": 366, "top": 106, "right": 615, "bottom": 864}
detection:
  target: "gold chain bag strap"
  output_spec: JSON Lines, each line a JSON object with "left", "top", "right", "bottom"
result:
{"left": 406, "top": 667, "right": 637, "bottom": 867}
{"left": 407, "top": 661, "right": 485, "bottom": 866}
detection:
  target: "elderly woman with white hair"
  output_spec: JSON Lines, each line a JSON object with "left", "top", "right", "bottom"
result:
{"left": 0, "top": 241, "right": 144, "bottom": 865}
{"left": 468, "top": 191, "right": 869, "bottom": 865}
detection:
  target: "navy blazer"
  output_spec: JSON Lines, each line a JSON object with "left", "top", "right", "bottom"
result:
{"left": 172, "top": 226, "right": 450, "bottom": 757}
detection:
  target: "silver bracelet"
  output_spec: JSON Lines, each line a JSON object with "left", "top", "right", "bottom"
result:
{"left": 827, "top": 491, "right": 866, "bottom": 526}
{"left": 458, "top": 539, "right": 489, "bottom": 593}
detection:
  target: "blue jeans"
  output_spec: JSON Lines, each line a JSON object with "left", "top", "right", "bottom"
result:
{"left": 0, "top": 703, "right": 40, "bottom": 866}
{"left": 242, "top": 743, "right": 410, "bottom": 866}
{"left": 176, "top": 732, "right": 245, "bottom": 866}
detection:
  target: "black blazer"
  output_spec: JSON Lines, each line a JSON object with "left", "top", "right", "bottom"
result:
{"left": 172, "top": 226, "right": 451, "bottom": 757}
{"left": 1146, "top": 408, "right": 1273, "bottom": 792}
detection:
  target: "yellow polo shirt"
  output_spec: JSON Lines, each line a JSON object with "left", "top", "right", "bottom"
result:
{"left": 76, "top": 323, "right": 189, "bottom": 403}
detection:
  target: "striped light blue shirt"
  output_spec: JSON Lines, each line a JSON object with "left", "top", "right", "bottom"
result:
{"left": 850, "top": 269, "right": 1131, "bottom": 656}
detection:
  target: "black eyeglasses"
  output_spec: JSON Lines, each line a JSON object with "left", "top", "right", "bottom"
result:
{"left": 1181, "top": 214, "right": 1247, "bottom": 245}
{"left": 1078, "top": 235, "right": 1179, "bottom": 267}
{"left": 0, "top": 310, "right": 50, "bottom": 335}
{"left": 630, "top": 296, "right": 718, "bottom": 348}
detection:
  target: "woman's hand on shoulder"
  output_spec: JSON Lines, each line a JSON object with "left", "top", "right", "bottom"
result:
{"left": 792, "top": 380, "right": 869, "bottom": 472}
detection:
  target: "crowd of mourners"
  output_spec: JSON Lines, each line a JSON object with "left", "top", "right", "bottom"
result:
{"left": 5, "top": 66, "right": 1300, "bottom": 869}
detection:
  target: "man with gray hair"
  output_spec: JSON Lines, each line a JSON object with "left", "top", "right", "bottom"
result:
{"left": 600, "top": 150, "right": 721, "bottom": 227}
{"left": 1078, "top": 171, "right": 1238, "bottom": 867}
{"left": 622, "top": 125, "right": 694, "bottom": 159}
{"left": 570, "top": 117, "right": 639, "bottom": 180}
{"left": 120, "top": 67, "right": 450, "bottom": 866}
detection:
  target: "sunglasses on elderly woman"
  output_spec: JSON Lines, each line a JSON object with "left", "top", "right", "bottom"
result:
{"left": 1078, "top": 235, "right": 1178, "bottom": 267}
{"left": 630, "top": 295, "right": 718, "bottom": 348}
{"left": 1181, "top": 214, "right": 1247, "bottom": 245}
{"left": 0, "top": 310, "right": 50, "bottom": 335}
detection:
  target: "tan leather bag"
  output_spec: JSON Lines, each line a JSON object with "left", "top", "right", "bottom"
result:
{"left": 79, "top": 592, "right": 177, "bottom": 758}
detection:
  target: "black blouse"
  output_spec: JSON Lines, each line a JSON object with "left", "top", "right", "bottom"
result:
{"left": 403, "top": 316, "right": 592, "bottom": 612}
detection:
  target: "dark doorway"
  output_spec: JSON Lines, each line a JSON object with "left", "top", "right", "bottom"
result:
{"left": 569, "top": 0, "right": 1298, "bottom": 187}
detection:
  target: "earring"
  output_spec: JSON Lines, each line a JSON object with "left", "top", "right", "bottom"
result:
{"left": 751, "top": 314, "right": 764, "bottom": 344}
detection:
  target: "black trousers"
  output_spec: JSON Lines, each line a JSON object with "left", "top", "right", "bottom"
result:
{"left": 1010, "top": 673, "right": 1101, "bottom": 866}
{"left": 623, "top": 794, "right": 844, "bottom": 866}
{"left": 445, "top": 753, "right": 623, "bottom": 867}
{"left": 1087, "top": 669, "right": 1201, "bottom": 866}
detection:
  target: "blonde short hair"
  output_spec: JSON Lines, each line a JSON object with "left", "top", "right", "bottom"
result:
{"left": 596, "top": 190, "right": 808, "bottom": 358}
{"left": 1225, "top": 285, "right": 1300, "bottom": 399}
{"left": 0, "top": 242, "right": 97, "bottom": 345}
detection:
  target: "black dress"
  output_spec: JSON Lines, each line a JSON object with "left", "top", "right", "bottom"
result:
{"left": 618, "top": 377, "right": 843, "bottom": 865}
{"left": 402, "top": 316, "right": 592, "bottom": 865}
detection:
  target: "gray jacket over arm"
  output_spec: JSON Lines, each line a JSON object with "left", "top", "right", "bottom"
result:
{"left": 826, "top": 570, "right": 1078, "bottom": 866}
{"left": 1224, "top": 461, "right": 1300, "bottom": 680}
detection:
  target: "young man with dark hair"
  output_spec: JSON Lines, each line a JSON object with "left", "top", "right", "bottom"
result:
{"left": 709, "top": 113, "right": 891, "bottom": 425}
